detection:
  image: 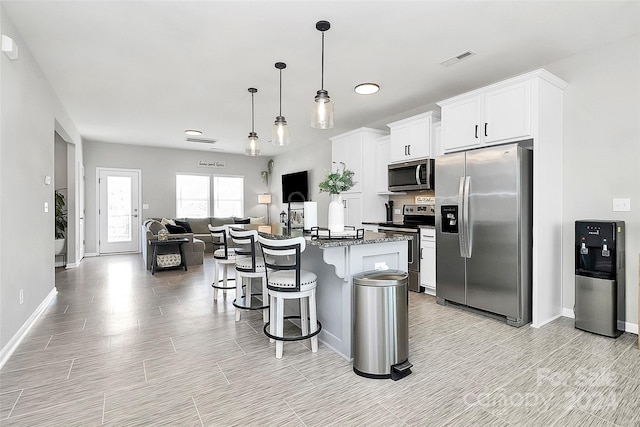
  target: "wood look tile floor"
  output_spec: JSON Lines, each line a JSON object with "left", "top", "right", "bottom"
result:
{"left": 1, "top": 253, "right": 639, "bottom": 426}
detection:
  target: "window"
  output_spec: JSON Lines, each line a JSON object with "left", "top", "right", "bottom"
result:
{"left": 176, "top": 174, "right": 210, "bottom": 218}
{"left": 213, "top": 175, "right": 244, "bottom": 218}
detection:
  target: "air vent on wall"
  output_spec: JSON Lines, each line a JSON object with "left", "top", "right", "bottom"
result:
{"left": 440, "top": 50, "right": 476, "bottom": 67}
{"left": 185, "top": 136, "right": 218, "bottom": 144}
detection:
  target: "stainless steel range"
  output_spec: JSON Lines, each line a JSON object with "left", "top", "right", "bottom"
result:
{"left": 378, "top": 203, "right": 435, "bottom": 292}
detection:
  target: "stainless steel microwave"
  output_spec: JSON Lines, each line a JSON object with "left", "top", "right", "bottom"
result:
{"left": 388, "top": 158, "right": 434, "bottom": 192}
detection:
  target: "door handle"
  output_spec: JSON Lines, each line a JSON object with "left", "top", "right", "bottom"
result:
{"left": 415, "top": 164, "right": 421, "bottom": 186}
{"left": 407, "top": 144, "right": 411, "bottom": 156}
{"left": 463, "top": 176, "right": 472, "bottom": 258}
{"left": 420, "top": 247, "right": 423, "bottom": 260}
{"left": 458, "top": 177, "right": 466, "bottom": 257}
{"left": 484, "top": 123, "right": 488, "bottom": 137}
{"left": 132, "top": 214, "right": 138, "bottom": 218}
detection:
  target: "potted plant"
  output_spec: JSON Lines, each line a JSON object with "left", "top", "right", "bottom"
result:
{"left": 55, "top": 189, "right": 67, "bottom": 255}
{"left": 318, "top": 162, "right": 356, "bottom": 232}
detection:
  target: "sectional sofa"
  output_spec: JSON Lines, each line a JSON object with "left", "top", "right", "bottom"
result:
{"left": 141, "top": 216, "right": 266, "bottom": 271}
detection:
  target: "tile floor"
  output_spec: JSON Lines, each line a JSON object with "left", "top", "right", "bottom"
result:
{"left": 0, "top": 253, "right": 638, "bottom": 426}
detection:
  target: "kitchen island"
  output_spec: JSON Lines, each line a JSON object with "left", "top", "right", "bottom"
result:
{"left": 250, "top": 224, "right": 410, "bottom": 360}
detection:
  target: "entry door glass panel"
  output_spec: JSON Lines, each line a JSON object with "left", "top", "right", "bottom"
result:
{"left": 99, "top": 169, "right": 140, "bottom": 254}
{"left": 107, "top": 176, "right": 132, "bottom": 242}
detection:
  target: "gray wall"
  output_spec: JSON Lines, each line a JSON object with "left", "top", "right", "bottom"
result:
{"left": 270, "top": 136, "right": 333, "bottom": 227}
{"left": 82, "top": 140, "right": 270, "bottom": 254}
{"left": 545, "top": 34, "right": 639, "bottom": 327}
{"left": 0, "top": 7, "right": 82, "bottom": 353}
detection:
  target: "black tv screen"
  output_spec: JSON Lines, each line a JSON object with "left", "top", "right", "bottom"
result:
{"left": 282, "top": 171, "right": 308, "bottom": 202}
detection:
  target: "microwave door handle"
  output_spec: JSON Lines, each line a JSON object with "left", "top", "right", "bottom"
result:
{"left": 463, "top": 176, "right": 472, "bottom": 258}
{"left": 458, "top": 176, "right": 466, "bottom": 257}
{"left": 426, "top": 160, "right": 432, "bottom": 189}
{"left": 415, "top": 164, "right": 421, "bottom": 186}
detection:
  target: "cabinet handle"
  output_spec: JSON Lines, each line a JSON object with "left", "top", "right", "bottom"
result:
{"left": 484, "top": 123, "right": 488, "bottom": 137}
{"left": 475, "top": 125, "right": 478, "bottom": 139}
{"left": 408, "top": 144, "right": 411, "bottom": 156}
{"left": 404, "top": 145, "right": 408, "bottom": 156}
{"left": 420, "top": 247, "right": 423, "bottom": 260}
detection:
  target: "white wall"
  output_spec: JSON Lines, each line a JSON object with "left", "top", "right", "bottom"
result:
{"left": 82, "top": 140, "right": 270, "bottom": 254}
{"left": 0, "top": 6, "right": 82, "bottom": 354}
{"left": 545, "top": 34, "right": 640, "bottom": 329}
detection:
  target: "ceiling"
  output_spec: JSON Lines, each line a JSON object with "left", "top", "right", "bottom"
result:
{"left": 3, "top": 1, "right": 639, "bottom": 156}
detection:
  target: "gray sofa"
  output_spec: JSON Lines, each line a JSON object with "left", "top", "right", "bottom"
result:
{"left": 141, "top": 219, "right": 206, "bottom": 271}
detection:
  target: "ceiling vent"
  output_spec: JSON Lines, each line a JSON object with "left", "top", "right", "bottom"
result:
{"left": 440, "top": 50, "right": 476, "bottom": 67}
{"left": 185, "top": 136, "right": 218, "bottom": 144}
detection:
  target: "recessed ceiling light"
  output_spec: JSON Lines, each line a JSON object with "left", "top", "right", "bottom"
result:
{"left": 185, "top": 129, "right": 203, "bottom": 136}
{"left": 354, "top": 83, "right": 380, "bottom": 95}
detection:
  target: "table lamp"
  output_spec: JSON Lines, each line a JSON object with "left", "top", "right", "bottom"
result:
{"left": 258, "top": 193, "right": 272, "bottom": 223}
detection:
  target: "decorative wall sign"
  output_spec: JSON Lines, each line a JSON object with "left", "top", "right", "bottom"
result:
{"left": 198, "top": 160, "right": 226, "bottom": 168}
{"left": 415, "top": 196, "right": 434, "bottom": 204}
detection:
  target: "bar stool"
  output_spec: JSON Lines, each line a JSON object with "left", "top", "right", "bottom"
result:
{"left": 208, "top": 224, "right": 236, "bottom": 302}
{"left": 258, "top": 235, "right": 321, "bottom": 359}
{"left": 228, "top": 228, "right": 269, "bottom": 323}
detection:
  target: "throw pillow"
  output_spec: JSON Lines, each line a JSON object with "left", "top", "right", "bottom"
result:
{"left": 147, "top": 220, "right": 168, "bottom": 235}
{"left": 161, "top": 217, "right": 176, "bottom": 226}
{"left": 166, "top": 224, "right": 187, "bottom": 234}
{"left": 250, "top": 216, "right": 266, "bottom": 224}
{"left": 174, "top": 219, "right": 192, "bottom": 233}
{"left": 234, "top": 217, "right": 250, "bottom": 224}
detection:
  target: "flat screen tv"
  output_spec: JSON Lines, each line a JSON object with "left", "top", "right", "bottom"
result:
{"left": 282, "top": 171, "right": 308, "bottom": 202}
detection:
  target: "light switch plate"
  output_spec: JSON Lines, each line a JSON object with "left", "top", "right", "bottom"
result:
{"left": 143, "top": 204, "right": 149, "bottom": 210}
{"left": 612, "top": 198, "right": 631, "bottom": 212}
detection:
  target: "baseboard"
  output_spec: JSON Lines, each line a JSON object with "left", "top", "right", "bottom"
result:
{"left": 561, "top": 307, "right": 638, "bottom": 335}
{"left": 0, "top": 287, "right": 57, "bottom": 369}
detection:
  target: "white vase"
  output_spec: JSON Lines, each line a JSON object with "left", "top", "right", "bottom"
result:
{"left": 55, "top": 238, "right": 66, "bottom": 255}
{"left": 327, "top": 194, "right": 344, "bottom": 233}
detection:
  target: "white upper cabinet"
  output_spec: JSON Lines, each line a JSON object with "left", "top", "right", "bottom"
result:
{"left": 330, "top": 128, "right": 389, "bottom": 225}
{"left": 387, "top": 111, "right": 440, "bottom": 163}
{"left": 375, "top": 135, "right": 391, "bottom": 194}
{"left": 438, "top": 71, "right": 557, "bottom": 153}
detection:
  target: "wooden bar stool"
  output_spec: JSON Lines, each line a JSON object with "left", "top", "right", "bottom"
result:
{"left": 208, "top": 224, "right": 236, "bottom": 302}
{"left": 228, "top": 228, "right": 269, "bottom": 323}
{"left": 258, "top": 235, "right": 321, "bottom": 359}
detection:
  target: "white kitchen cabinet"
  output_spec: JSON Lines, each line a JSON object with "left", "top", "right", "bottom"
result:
{"left": 341, "top": 194, "right": 362, "bottom": 229}
{"left": 375, "top": 135, "right": 391, "bottom": 194}
{"left": 420, "top": 228, "right": 436, "bottom": 295}
{"left": 437, "top": 68, "right": 569, "bottom": 327}
{"left": 330, "top": 128, "right": 389, "bottom": 227}
{"left": 387, "top": 111, "right": 440, "bottom": 163}
{"left": 438, "top": 76, "right": 534, "bottom": 153}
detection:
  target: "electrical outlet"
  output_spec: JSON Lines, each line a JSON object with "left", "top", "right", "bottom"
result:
{"left": 19, "top": 289, "right": 23, "bottom": 304}
{"left": 612, "top": 198, "right": 631, "bottom": 212}
{"left": 394, "top": 208, "right": 401, "bottom": 215}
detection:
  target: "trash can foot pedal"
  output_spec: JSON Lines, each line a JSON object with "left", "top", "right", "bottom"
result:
{"left": 390, "top": 360, "right": 412, "bottom": 381}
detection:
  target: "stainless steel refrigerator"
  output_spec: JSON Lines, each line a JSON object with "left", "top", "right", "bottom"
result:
{"left": 435, "top": 142, "right": 533, "bottom": 326}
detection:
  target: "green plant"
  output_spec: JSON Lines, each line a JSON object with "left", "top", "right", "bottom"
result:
{"left": 55, "top": 190, "right": 67, "bottom": 239}
{"left": 261, "top": 159, "right": 274, "bottom": 186}
{"left": 318, "top": 162, "right": 356, "bottom": 194}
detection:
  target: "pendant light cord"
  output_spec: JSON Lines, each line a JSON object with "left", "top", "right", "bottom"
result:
{"left": 279, "top": 69, "right": 283, "bottom": 116}
{"left": 320, "top": 31, "right": 325, "bottom": 90}
{"left": 251, "top": 91, "right": 255, "bottom": 133}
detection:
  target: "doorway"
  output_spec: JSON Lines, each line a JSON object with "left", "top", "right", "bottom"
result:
{"left": 97, "top": 168, "right": 141, "bottom": 254}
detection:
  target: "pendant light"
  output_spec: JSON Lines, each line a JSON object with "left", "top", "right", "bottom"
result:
{"left": 311, "top": 20, "right": 334, "bottom": 129}
{"left": 272, "top": 62, "right": 290, "bottom": 146}
{"left": 245, "top": 87, "right": 260, "bottom": 156}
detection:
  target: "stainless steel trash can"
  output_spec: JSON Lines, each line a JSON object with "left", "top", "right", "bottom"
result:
{"left": 352, "top": 270, "right": 412, "bottom": 380}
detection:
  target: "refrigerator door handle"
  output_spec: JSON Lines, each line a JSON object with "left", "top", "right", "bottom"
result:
{"left": 458, "top": 176, "right": 466, "bottom": 257}
{"left": 463, "top": 176, "right": 472, "bottom": 258}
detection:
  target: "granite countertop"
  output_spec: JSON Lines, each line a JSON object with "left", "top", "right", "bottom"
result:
{"left": 307, "top": 231, "right": 412, "bottom": 248}
{"left": 247, "top": 224, "right": 412, "bottom": 249}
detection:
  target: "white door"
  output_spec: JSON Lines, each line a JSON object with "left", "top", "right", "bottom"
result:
{"left": 79, "top": 163, "right": 85, "bottom": 259}
{"left": 98, "top": 168, "right": 141, "bottom": 254}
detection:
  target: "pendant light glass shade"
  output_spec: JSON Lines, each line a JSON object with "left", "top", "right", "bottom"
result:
{"left": 245, "top": 88, "right": 260, "bottom": 156}
{"left": 312, "top": 89, "right": 334, "bottom": 129}
{"left": 311, "top": 20, "right": 334, "bottom": 129}
{"left": 272, "top": 62, "right": 290, "bottom": 146}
